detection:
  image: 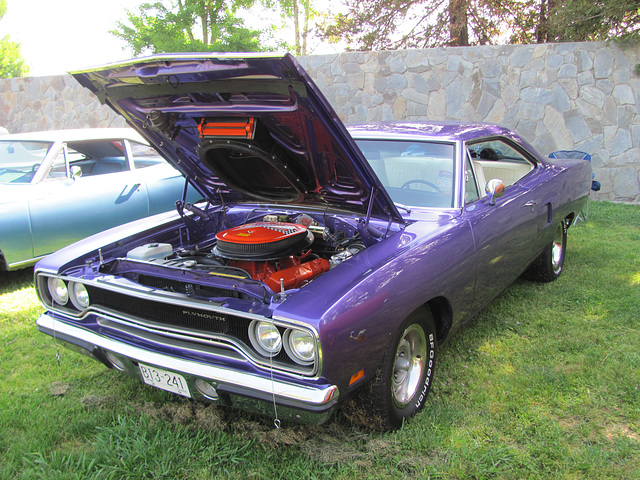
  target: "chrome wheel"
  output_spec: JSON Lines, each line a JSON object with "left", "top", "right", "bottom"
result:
{"left": 551, "top": 224, "right": 565, "bottom": 275}
{"left": 392, "top": 324, "right": 427, "bottom": 408}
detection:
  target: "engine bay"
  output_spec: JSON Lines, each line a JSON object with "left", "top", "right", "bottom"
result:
{"left": 122, "top": 211, "right": 367, "bottom": 297}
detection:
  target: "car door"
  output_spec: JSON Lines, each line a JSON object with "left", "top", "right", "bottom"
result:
{"left": 463, "top": 138, "right": 541, "bottom": 309}
{"left": 29, "top": 140, "right": 150, "bottom": 257}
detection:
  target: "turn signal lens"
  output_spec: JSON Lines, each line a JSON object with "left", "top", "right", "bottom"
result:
{"left": 47, "top": 277, "right": 68, "bottom": 306}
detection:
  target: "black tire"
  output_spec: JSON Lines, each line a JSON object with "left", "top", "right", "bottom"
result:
{"left": 524, "top": 220, "right": 567, "bottom": 282}
{"left": 345, "top": 308, "right": 437, "bottom": 430}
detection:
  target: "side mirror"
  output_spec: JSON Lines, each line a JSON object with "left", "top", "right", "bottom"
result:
{"left": 70, "top": 165, "right": 82, "bottom": 179}
{"left": 485, "top": 178, "right": 505, "bottom": 205}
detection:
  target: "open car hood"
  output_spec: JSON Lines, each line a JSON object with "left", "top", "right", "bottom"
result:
{"left": 71, "top": 53, "right": 402, "bottom": 224}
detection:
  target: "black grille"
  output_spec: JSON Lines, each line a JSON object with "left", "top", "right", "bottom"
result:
{"left": 137, "top": 274, "right": 244, "bottom": 300}
{"left": 84, "top": 285, "right": 298, "bottom": 367}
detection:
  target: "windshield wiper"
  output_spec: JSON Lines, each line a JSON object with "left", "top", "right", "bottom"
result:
{"left": 394, "top": 202, "right": 412, "bottom": 214}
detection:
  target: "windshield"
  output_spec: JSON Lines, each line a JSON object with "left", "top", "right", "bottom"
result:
{"left": 0, "top": 140, "right": 53, "bottom": 183}
{"left": 355, "top": 139, "right": 455, "bottom": 208}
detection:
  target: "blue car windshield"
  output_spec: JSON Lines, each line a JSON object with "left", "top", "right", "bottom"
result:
{"left": 0, "top": 140, "right": 52, "bottom": 183}
{"left": 355, "top": 139, "right": 456, "bottom": 208}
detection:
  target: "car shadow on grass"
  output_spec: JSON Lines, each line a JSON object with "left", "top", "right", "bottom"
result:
{"left": 0, "top": 267, "right": 34, "bottom": 294}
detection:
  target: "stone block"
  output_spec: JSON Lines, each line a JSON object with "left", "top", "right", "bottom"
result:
{"left": 564, "top": 109, "right": 591, "bottom": 143}
{"left": 558, "top": 64, "right": 578, "bottom": 78}
{"left": 611, "top": 166, "right": 640, "bottom": 201}
{"left": 610, "top": 129, "right": 632, "bottom": 157}
{"left": 613, "top": 85, "right": 635, "bottom": 105}
{"left": 594, "top": 48, "right": 614, "bottom": 79}
{"left": 510, "top": 47, "right": 534, "bottom": 68}
{"left": 552, "top": 84, "right": 571, "bottom": 112}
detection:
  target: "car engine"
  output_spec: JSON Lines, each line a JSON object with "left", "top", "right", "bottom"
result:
{"left": 124, "top": 213, "right": 366, "bottom": 295}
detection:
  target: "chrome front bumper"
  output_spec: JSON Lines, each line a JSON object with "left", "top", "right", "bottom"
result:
{"left": 37, "top": 312, "right": 339, "bottom": 424}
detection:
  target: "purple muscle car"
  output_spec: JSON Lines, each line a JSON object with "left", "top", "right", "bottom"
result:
{"left": 34, "top": 54, "right": 592, "bottom": 430}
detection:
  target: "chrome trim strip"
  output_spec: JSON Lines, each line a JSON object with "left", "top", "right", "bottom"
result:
{"left": 37, "top": 312, "right": 337, "bottom": 406}
{"left": 95, "top": 313, "right": 316, "bottom": 377}
{"left": 35, "top": 272, "right": 321, "bottom": 376}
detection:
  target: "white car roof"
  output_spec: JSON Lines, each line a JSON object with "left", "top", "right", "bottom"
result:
{"left": 0, "top": 128, "right": 146, "bottom": 144}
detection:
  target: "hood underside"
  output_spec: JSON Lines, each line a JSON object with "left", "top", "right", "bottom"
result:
{"left": 71, "top": 53, "right": 402, "bottom": 224}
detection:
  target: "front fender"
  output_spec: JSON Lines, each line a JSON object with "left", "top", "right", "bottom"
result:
{"left": 276, "top": 218, "right": 476, "bottom": 395}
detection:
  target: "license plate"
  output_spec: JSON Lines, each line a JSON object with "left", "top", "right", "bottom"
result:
{"left": 139, "top": 363, "right": 191, "bottom": 398}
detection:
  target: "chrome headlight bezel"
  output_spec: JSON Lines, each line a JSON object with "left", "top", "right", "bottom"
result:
{"left": 283, "top": 328, "right": 316, "bottom": 365}
{"left": 69, "top": 282, "right": 90, "bottom": 310}
{"left": 47, "top": 277, "right": 69, "bottom": 306}
{"left": 249, "top": 320, "right": 283, "bottom": 357}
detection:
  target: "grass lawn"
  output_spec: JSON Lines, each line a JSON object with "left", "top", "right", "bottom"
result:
{"left": 1, "top": 201, "right": 638, "bottom": 479}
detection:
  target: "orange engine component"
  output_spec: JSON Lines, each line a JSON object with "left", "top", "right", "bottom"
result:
{"left": 218, "top": 222, "right": 330, "bottom": 291}
{"left": 230, "top": 255, "right": 330, "bottom": 292}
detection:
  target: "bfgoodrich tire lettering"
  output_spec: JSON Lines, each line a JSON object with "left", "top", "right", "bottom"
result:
{"left": 345, "top": 307, "right": 437, "bottom": 430}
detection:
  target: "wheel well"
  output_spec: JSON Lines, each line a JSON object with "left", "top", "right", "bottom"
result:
{"left": 0, "top": 248, "right": 7, "bottom": 272}
{"left": 564, "top": 213, "right": 575, "bottom": 228}
{"left": 424, "top": 297, "right": 453, "bottom": 343}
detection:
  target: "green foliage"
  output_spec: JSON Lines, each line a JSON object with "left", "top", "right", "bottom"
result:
{"left": 1, "top": 202, "right": 639, "bottom": 479}
{"left": 0, "top": 35, "right": 28, "bottom": 78}
{"left": 111, "top": 0, "right": 266, "bottom": 56}
{"left": 0, "top": 0, "right": 28, "bottom": 78}
{"left": 551, "top": 0, "right": 640, "bottom": 42}
{"left": 321, "top": 0, "right": 640, "bottom": 50}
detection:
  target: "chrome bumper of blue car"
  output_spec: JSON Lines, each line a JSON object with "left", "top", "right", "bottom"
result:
{"left": 36, "top": 312, "right": 339, "bottom": 424}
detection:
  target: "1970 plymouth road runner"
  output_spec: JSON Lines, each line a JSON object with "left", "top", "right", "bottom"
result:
{"left": 35, "top": 54, "right": 592, "bottom": 430}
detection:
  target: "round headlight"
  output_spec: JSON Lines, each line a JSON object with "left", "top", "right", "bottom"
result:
{"left": 285, "top": 329, "right": 316, "bottom": 365}
{"left": 69, "top": 282, "right": 90, "bottom": 310}
{"left": 47, "top": 277, "right": 68, "bottom": 306}
{"left": 249, "top": 321, "right": 282, "bottom": 357}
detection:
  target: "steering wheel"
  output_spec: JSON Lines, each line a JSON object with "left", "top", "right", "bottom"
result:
{"left": 400, "top": 179, "right": 440, "bottom": 193}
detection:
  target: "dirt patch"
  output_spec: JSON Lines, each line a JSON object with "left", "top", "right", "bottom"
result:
{"left": 130, "top": 400, "right": 227, "bottom": 432}
{"left": 604, "top": 423, "right": 640, "bottom": 442}
{"left": 48, "top": 382, "right": 71, "bottom": 396}
{"left": 79, "top": 394, "right": 118, "bottom": 408}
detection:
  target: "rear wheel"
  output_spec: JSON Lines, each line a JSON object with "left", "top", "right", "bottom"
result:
{"left": 345, "top": 309, "right": 437, "bottom": 430}
{"left": 524, "top": 220, "right": 567, "bottom": 282}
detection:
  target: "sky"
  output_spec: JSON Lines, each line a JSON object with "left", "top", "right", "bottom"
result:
{"left": 2, "top": 0, "right": 148, "bottom": 76}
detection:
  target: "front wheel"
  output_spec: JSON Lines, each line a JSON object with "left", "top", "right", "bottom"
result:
{"left": 524, "top": 220, "right": 567, "bottom": 282}
{"left": 346, "top": 309, "right": 437, "bottom": 430}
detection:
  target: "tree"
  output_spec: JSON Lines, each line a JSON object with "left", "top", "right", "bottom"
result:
{"left": 269, "top": 0, "right": 315, "bottom": 55}
{"left": 550, "top": 0, "right": 640, "bottom": 42}
{"left": 0, "top": 0, "right": 28, "bottom": 78}
{"left": 320, "top": 0, "right": 508, "bottom": 50}
{"left": 112, "top": 0, "right": 266, "bottom": 56}
{"left": 321, "top": 0, "right": 640, "bottom": 50}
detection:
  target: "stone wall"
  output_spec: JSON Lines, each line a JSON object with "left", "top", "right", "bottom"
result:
{"left": 1, "top": 41, "right": 638, "bottom": 203}
{"left": 0, "top": 75, "right": 127, "bottom": 131}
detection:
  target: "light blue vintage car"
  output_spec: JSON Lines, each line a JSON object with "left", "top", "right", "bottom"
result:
{"left": 0, "top": 128, "right": 195, "bottom": 271}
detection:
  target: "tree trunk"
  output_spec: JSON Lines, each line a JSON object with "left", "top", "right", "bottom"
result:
{"left": 449, "top": 0, "right": 469, "bottom": 46}
{"left": 293, "top": 0, "right": 301, "bottom": 56}
{"left": 302, "top": 0, "right": 309, "bottom": 55}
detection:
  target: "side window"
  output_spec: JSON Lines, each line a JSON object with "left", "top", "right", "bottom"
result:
{"left": 44, "top": 146, "right": 80, "bottom": 180}
{"left": 129, "top": 140, "right": 164, "bottom": 169}
{"left": 468, "top": 139, "right": 534, "bottom": 187}
{"left": 464, "top": 153, "right": 480, "bottom": 204}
